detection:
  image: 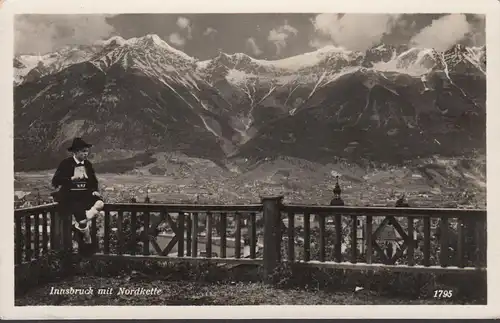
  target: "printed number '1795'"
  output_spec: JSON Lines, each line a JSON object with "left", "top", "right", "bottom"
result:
{"left": 434, "top": 290, "right": 453, "bottom": 298}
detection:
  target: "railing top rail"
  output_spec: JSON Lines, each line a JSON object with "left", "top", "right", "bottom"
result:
{"left": 14, "top": 203, "right": 58, "bottom": 214}
{"left": 105, "top": 203, "right": 263, "bottom": 212}
{"left": 13, "top": 201, "right": 487, "bottom": 217}
{"left": 283, "top": 204, "right": 486, "bottom": 217}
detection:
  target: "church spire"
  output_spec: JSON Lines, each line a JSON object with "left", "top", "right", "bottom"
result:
{"left": 330, "top": 176, "right": 345, "bottom": 206}
{"left": 333, "top": 176, "right": 341, "bottom": 198}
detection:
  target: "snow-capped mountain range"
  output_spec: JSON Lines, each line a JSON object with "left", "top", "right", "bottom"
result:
{"left": 15, "top": 35, "right": 486, "bottom": 85}
{"left": 14, "top": 34, "right": 486, "bottom": 171}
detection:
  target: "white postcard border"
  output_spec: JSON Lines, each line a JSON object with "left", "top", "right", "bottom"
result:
{"left": 1, "top": 0, "right": 499, "bottom": 319}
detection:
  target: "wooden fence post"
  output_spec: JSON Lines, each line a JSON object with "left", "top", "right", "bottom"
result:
{"left": 262, "top": 196, "right": 283, "bottom": 284}
{"left": 51, "top": 205, "right": 72, "bottom": 252}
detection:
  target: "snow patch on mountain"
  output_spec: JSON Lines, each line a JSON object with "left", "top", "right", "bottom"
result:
{"left": 444, "top": 44, "right": 486, "bottom": 75}
{"left": 196, "top": 60, "right": 212, "bottom": 70}
{"left": 97, "top": 34, "right": 195, "bottom": 62}
{"left": 15, "top": 55, "right": 43, "bottom": 83}
{"left": 372, "top": 48, "right": 437, "bottom": 76}
{"left": 255, "top": 45, "right": 360, "bottom": 70}
{"left": 308, "top": 71, "right": 327, "bottom": 98}
{"left": 198, "top": 114, "right": 221, "bottom": 139}
{"left": 15, "top": 46, "right": 100, "bottom": 85}
{"left": 20, "top": 84, "right": 55, "bottom": 109}
{"left": 97, "top": 36, "right": 128, "bottom": 47}
{"left": 226, "top": 69, "right": 257, "bottom": 85}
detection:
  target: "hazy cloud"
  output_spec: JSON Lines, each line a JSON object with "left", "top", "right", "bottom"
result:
{"left": 169, "top": 32, "right": 186, "bottom": 46}
{"left": 14, "top": 14, "right": 486, "bottom": 60}
{"left": 309, "top": 38, "right": 333, "bottom": 49}
{"left": 176, "top": 16, "right": 192, "bottom": 39}
{"left": 467, "top": 14, "right": 486, "bottom": 46}
{"left": 15, "top": 14, "right": 115, "bottom": 54}
{"left": 268, "top": 20, "right": 299, "bottom": 55}
{"left": 246, "top": 37, "right": 263, "bottom": 56}
{"left": 176, "top": 17, "right": 190, "bottom": 28}
{"left": 312, "top": 13, "right": 401, "bottom": 51}
{"left": 280, "top": 21, "right": 298, "bottom": 36}
{"left": 410, "top": 14, "right": 470, "bottom": 50}
{"left": 203, "top": 27, "right": 217, "bottom": 36}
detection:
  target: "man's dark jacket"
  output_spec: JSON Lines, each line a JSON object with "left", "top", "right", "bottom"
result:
{"left": 51, "top": 157, "right": 98, "bottom": 202}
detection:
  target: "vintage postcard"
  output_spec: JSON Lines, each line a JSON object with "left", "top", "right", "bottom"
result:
{"left": 1, "top": 0, "right": 499, "bottom": 319}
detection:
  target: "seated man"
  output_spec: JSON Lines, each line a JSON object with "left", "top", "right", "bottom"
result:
{"left": 51, "top": 137, "right": 104, "bottom": 256}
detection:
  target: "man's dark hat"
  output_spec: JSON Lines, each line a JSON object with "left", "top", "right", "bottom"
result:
{"left": 67, "top": 137, "right": 92, "bottom": 152}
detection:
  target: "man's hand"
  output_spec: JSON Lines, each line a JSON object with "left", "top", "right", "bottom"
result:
{"left": 92, "top": 191, "right": 101, "bottom": 198}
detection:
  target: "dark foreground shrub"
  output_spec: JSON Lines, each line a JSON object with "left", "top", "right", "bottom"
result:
{"left": 76, "top": 257, "right": 261, "bottom": 284}
{"left": 15, "top": 250, "right": 75, "bottom": 296}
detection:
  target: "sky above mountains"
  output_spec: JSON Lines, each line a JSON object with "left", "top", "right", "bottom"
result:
{"left": 15, "top": 13, "right": 485, "bottom": 60}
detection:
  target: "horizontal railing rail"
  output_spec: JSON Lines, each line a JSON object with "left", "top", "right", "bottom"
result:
{"left": 14, "top": 203, "right": 59, "bottom": 215}
{"left": 104, "top": 203, "right": 263, "bottom": 212}
{"left": 282, "top": 204, "right": 486, "bottom": 218}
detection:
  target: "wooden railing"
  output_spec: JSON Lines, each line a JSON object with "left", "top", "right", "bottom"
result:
{"left": 92, "top": 203, "right": 264, "bottom": 266}
{"left": 14, "top": 203, "right": 65, "bottom": 266}
{"left": 282, "top": 203, "right": 487, "bottom": 274}
{"left": 14, "top": 196, "right": 487, "bottom": 283}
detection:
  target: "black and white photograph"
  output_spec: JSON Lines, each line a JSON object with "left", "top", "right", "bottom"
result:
{"left": 2, "top": 0, "right": 499, "bottom": 318}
